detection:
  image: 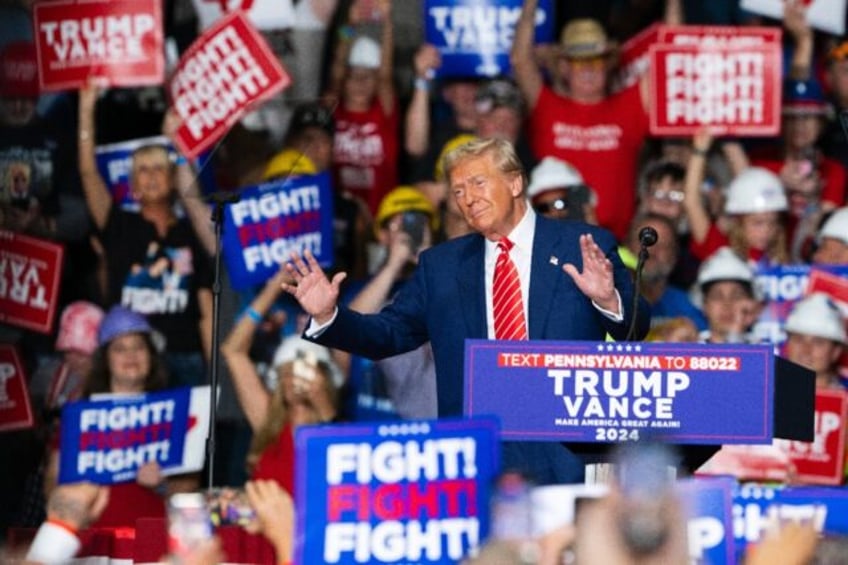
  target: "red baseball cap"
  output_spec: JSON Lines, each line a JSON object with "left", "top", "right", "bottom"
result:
{"left": 0, "top": 41, "right": 39, "bottom": 98}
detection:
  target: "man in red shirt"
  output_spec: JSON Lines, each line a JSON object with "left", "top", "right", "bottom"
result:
{"left": 511, "top": 0, "right": 651, "bottom": 240}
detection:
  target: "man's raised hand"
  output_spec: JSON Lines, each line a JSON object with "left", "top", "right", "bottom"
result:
{"left": 281, "top": 249, "right": 347, "bottom": 325}
{"left": 563, "top": 234, "right": 619, "bottom": 314}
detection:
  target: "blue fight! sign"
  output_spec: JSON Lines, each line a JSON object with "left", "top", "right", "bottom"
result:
{"left": 678, "top": 477, "right": 736, "bottom": 564}
{"left": 295, "top": 418, "right": 499, "bottom": 564}
{"left": 733, "top": 483, "right": 848, "bottom": 560}
{"left": 424, "top": 0, "right": 553, "bottom": 77}
{"left": 464, "top": 340, "right": 774, "bottom": 445}
{"left": 58, "top": 387, "right": 191, "bottom": 484}
{"left": 222, "top": 171, "right": 334, "bottom": 290}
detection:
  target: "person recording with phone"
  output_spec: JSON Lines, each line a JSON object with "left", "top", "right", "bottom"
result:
{"left": 337, "top": 186, "right": 440, "bottom": 421}
{"left": 221, "top": 267, "right": 343, "bottom": 495}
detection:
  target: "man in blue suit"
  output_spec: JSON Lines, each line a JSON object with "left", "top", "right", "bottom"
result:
{"left": 283, "top": 138, "right": 650, "bottom": 484}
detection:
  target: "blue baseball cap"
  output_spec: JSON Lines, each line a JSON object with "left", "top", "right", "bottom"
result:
{"left": 98, "top": 306, "right": 154, "bottom": 346}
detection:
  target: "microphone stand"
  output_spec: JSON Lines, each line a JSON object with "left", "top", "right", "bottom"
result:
{"left": 205, "top": 191, "right": 240, "bottom": 489}
{"left": 625, "top": 244, "right": 650, "bottom": 342}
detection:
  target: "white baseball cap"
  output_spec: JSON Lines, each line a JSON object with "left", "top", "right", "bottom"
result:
{"left": 348, "top": 36, "right": 381, "bottom": 69}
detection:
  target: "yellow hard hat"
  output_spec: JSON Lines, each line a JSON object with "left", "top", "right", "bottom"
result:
{"left": 435, "top": 134, "right": 478, "bottom": 182}
{"left": 374, "top": 186, "right": 438, "bottom": 237}
{"left": 263, "top": 149, "right": 317, "bottom": 180}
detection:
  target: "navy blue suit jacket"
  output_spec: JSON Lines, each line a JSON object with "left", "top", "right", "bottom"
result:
{"left": 312, "top": 216, "right": 650, "bottom": 483}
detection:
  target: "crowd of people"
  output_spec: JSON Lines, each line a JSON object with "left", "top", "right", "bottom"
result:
{"left": 3, "top": 0, "right": 848, "bottom": 562}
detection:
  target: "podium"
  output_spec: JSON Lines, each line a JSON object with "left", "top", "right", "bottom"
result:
{"left": 463, "top": 340, "right": 816, "bottom": 474}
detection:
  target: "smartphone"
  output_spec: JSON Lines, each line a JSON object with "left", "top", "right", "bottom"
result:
{"left": 168, "top": 493, "right": 214, "bottom": 560}
{"left": 613, "top": 442, "right": 677, "bottom": 556}
{"left": 293, "top": 349, "right": 318, "bottom": 382}
{"left": 401, "top": 211, "right": 429, "bottom": 253}
{"left": 206, "top": 488, "right": 256, "bottom": 528}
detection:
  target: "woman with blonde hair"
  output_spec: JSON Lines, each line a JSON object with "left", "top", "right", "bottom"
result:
{"left": 221, "top": 267, "right": 342, "bottom": 492}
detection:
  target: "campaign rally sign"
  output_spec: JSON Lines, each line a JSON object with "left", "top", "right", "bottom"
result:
{"left": 223, "top": 172, "right": 334, "bottom": 290}
{"left": 191, "top": 0, "right": 295, "bottom": 31}
{"left": 774, "top": 389, "right": 847, "bottom": 486}
{"left": 807, "top": 267, "right": 848, "bottom": 307}
{"left": 169, "top": 11, "right": 291, "bottom": 160}
{"left": 0, "top": 345, "right": 34, "bottom": 432}
{"left": 741, "top": 0, "right": 846, "bottom": 36}
{"left": 58, "top": 386, "right": 210, "bottom": 484}
{"left": 611, "top": 23, "right": 661, "bottom": 93}
{"left": 33, "top": 0, "right": 164, "bottom": 92}
{"left": 295, "top": 418, "right": 499, "bottom": 564}
{"left": 678, "top": 477, "right": 736, "bottom": 565}
{"left": 95, "top": 135, "right": 174, "bottom": 211}
{"left": 464, "top": 340, "right": 774, "bottom": 445}
{"left": 0, "top": 231, "right": 64, "bottom": 334}
{"left": 658, "top": 25, "right": 781, "bottom": 47}
{"left": 649, "top": 39, "right": 781, "bottom": 136}
{"left": 424, "top": 0, "right": 553, "bottom": 78}
{"left": 733, "top": 482, "right": 848, "bottom": 558}
{"left": 752, "top": 264, "right": 848, "bottom": 347}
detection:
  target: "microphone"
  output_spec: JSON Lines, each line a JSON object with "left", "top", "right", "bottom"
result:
{"left": 625, "top": 226, "right": 659, "bottom": 341}
{"left": 638, "top": 227, "right": 658, "bottom": 248}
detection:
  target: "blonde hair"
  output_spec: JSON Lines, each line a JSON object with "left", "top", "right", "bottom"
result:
{"left": 245, "top": 360, "right": 340, "bottom": 474}
{"left": 727, "top": 218, "right": 789, "bottom": 265}
{"left": 441, "top": 138, "right": 526, "bottom": 192}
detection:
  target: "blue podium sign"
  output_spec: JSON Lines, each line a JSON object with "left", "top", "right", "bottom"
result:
{"left": 295, "top": 418, "right": 499, "bottom": 565}
{"left": 464, "top": 340, "right": 774, "bottom": 444}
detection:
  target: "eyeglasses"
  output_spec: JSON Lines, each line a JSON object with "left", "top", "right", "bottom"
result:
{"left": 534, "top": 198, "right": 569, "bottom": 215}
{"left": 650, "top": 189, "right": 684, "bottom": 203}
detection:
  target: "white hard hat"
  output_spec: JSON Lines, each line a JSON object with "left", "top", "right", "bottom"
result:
{"left": 785, "top": 293, "right": 847, "bottom": 344}
{"left": 527, "top": 157, "right": 585, "bottom": 199}
{"left": 724, "top": 167, "right": 787, "bottom": 214}
{"left": 692, "top": 248, "right": 759, "bottom": 308}
{"left": 697, "top": 247, "right": 755, "bottom": 287}
{"left": 818, "top": 206, "right": 848, "bottom": 245}
{"left": 348, "top": 36, "right": 381, "bottom": 69}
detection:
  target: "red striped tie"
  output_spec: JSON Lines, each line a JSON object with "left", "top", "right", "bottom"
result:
{"left": 493, "top": 238, "right": 528, "bottom": 340}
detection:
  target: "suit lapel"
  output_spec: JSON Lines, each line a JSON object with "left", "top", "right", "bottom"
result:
{"left": 457, "top": 236, "right": 487, "bottom": 339}
{"left": 529, "top": 217, "right": 564, "bottom": 339}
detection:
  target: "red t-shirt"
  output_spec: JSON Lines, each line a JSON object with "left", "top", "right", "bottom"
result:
{"left": 251, "top": 423, "right": 295, "bottom": 495}
{"left": 332, "top": 98, "right": 399, "bottom": 216}
{"left": 93, "top": 483, "right": 166, "bottom": 528}
{"left": 689, "top": 223, "right": 767, "bottom": 263}
{"left": 752, "top": 155, "right": 847, "bottom": 208}
{"left": 528, "top": 84, "right": 649, "bottom": 240}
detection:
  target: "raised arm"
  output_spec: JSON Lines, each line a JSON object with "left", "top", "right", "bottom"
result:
{"left": 375, "top": 0, "right": 395, "bottom": 114}
{"left": 510, "top": 0, "right": 543, "bottom": 109}
{"left": 77, "top": 82, "right": 112, "bottom": 231}
{"left": 784, "top": 1, "right": 813, "bottom": 80}
{"left": 664, "top": 0, "right": 684, "bottom": 26}
{"left": 682, "top": 130, "right": 714, "bottom": 244}
{"left": 326, "top": 8, "right": 355, "bottom": 102}
{"left": 162, "top": 110, "right": 215, "bottom": 256}
{"left": 220, "top": 270, "right": 290, "bottom": 431}
{"left": 405, "top": 44, "right": 441, "bottom": 157}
